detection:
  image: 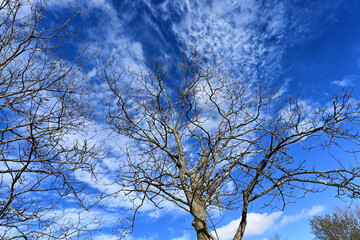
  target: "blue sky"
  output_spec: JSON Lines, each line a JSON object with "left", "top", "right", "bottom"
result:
{"left": 40, "top": 0, "right": 360, "bottom": 239}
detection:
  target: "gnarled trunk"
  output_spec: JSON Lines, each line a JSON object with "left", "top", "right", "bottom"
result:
{"left": 191, "top": 195, "right": 210, "bottom": 240}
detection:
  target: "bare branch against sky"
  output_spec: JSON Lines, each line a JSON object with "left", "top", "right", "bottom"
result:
{"left": 0, "top": 0, "right": 101, "bottom": 238}
{"left": 101, "top": 45, "right": 360, "bottom": 240}
{"left": 2, "top": 0, "right": 360, "bottom": 239}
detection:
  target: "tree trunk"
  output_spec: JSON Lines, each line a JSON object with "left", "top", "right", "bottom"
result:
{"left": 233, "top": 197, "right": 249, "bottom": 240}
{"left": 191, "top": 195, "right": 210, "bottom": 240}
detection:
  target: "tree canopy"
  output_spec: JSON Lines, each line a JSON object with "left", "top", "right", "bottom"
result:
{"left": 0, "top": 1, "right": 98, "bottom": 238}
{"left": 100, "top": 47, "right": 360, "bottom": 239}
{"left": 310, "top": 205, "right": 360, "bottom": 240}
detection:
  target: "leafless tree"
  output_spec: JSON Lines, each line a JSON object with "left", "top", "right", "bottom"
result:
{"left": 101, "top": 46, "right": 360, "bottom": 240}
{"left": 0, "top": 0, "right": 100, "bottom": 238}
{"left": 309, "top": 205, "right": 360, "bottom": 240}
{"left": 269, "top": 233, "right": 286, "bottom": 240}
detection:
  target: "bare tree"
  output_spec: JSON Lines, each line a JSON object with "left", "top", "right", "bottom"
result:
{"left": 0, "top": 0, "right": 99, "bottom": 238}
{"left": 269, "top": 233, "right": 286, "bottom": 240}
{"left": 309, "top": 205, "right": 360, "bottom": 240}
{"left": 101, "top": 46, "right": 360, "bottom": 240}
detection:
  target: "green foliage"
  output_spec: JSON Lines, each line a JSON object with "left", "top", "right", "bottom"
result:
{"left": 309, "top": 206, "right": 360, "bottom": 240}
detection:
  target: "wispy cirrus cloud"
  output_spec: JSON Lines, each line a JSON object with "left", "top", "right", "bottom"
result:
{"left": 32, "top": 1, "right": 342, "bottom": 237}
{"left": 46, "top": 0, "right": 343, "bottom": 85}
{"left": 145, "top": 0, "right": 342, "bottom": 84}
{"left": 332, "top": 74, "right": 359, "bottom": 87}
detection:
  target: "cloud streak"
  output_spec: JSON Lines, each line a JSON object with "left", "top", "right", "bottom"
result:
{"left": 21, "top": 1, "right": 346, "bottom": 238}
{"left": 332, "top": 74, "right": 358, "bottom": 87}
{"left": 213, "top": 205, "right": 324, "bottom": 239}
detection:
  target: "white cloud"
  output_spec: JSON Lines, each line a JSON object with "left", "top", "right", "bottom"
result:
{"left": 279, "top": 205, "right": 324, "bottom": 227}
{"left": 212, "top": 0, "right": 234, "bottom": 16}
{"left": 171, "top": 0, "right": 288, "bottom": 82}
{"left": 244, "top": 212, "right": 284, "bottom": 236}
{"left": 94, "top": 234, "right": 119, "bottom": 240}
{"left": 46, "top": 0, "right": 145, "bottom": 70}
{"left": 308, "top": 205, "right": 324, "bottom": 216}
{"left": 87, "top": 68, "right": 97, "bottom": 79}
{"left": 171, "top": 231, "right": 191, "bottom": 240}
{"left": 123, "top": 234, "right": 158, "bottom": 240}
{"left": 214, "top": 212, "right": 283, "bottom": 240}
{"left": 332, "top": 78, "right": 352, "bottom": 87}
{"left": 332, "top": 75, "right": 359, "bottom": 87}
{"left": 1, "top": 208, "right": 118, "bottom": 239}
{"left": 213, "top": 205, "right": 324, "bottom": 240}
{"left": 24, "top": 0, "right": 338, "bottom": 237}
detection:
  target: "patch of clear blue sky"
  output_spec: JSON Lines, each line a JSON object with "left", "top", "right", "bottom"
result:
{"left": 54, "top": 0, "right": 360, "bottom": 239}
{"left": 281, "top": 0, "right": 360, "bottom": 100}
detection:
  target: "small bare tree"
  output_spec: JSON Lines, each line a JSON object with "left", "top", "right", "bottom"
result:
{"left": 101, "top": 46, "right": 360, "bottom": 240}
{"left": 0, "top": 0, "right": 99, "bottom": 238}
{"left": 269, "top": 233, "right": 286, "bottom": 240}
{"left": 309, "top": 205, "right": 360, "bottom": 240}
